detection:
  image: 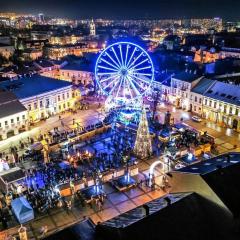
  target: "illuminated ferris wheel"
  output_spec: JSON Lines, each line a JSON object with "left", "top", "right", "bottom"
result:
{"left": 95, "top": 42, "right": 154, "bottom": 105}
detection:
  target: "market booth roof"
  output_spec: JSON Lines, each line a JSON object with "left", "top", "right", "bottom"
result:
{"left": 11, "top": 197, "right": 34, "bottom": 224}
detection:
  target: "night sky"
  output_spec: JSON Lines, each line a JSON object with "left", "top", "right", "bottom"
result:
{"left": 1, "top": 0, "right": 239, "bottom": 20}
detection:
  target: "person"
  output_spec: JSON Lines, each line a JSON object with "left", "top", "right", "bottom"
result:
{"left": 97, "top": 198, "right": 103, "bottom": 211}
{"left": 39, "top": 225, "right": 48, "bottom": 237}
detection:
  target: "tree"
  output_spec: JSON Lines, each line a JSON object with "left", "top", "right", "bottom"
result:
{"left": 134, "top": 106, "right": 152, "bottom": 159}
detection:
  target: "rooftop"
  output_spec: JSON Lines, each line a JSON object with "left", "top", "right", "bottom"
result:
{"left": 61, "top": 62, "right": 93, "bottom": 72}
{"left": 0, "top": 75, "right": 72, "bottom": 99}
{"left": 172, "top": 71, "right": 201, "bottom": 83}
{"left": 204, "top": 81, "right": 240, "bottom": 106}
{"left": 0, "top": 91, "right": 26, "bottom": 118}
{"left": 191, "top": 78, "right": 216, "bottom": 94}
{"left": 174, "top": 152, "right": 240, "bottom": 175}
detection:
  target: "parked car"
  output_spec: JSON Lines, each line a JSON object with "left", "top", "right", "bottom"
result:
{"left": 192, "top": 116, "right": 202, "bottom": 122}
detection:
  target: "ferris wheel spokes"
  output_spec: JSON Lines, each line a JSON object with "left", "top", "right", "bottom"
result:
{"left": 131, "top": 65, "right": 152, "bottom": 72}
{"left": 111, "top": 47, "right": 122, "bottom": 67}
{"left": 98, "top": 65, "right": 119, "bottom": 72}
{"left": 105, "top": 52, "right": 121, "bottom": 68}
{"left": 129, "top": 73, "right": 151, "bottom": 85}
{"left": 103, "top": 75, "right": 120, "bottom": 90}
{"left": 119, "top": 44, "right": 124, "bottom": 66}
{"left": 124, "top": 44, "right": 130, "bottom": 67}
{"left": 127, "top": 76, "right": 141, "bottom": 97}
{"left": 126, "top": 46, "right": 137, "bottom": 68}
{"left": 108, "top": 77, "right": 122, "bottom": 95}
{"left": 127, "top": 52, "right": 144, "bottom": 69}
{"left": 128, "top": 58, "right": 148, "bottom": 71}
{"left": 129, "top": 76, "right": 146, "bottom": 92}
{"left": 95, "top": 42, "right": 154, "bottom": 105}
{"left": 99, "top": 74, "right": 119, "bottom": 83}
{"left": 100, "top": 58, "right": 119, "bottom": 71}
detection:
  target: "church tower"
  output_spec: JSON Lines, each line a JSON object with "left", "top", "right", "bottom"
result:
{"left": 89, "top": 19, "right": 96, "bottom": 36}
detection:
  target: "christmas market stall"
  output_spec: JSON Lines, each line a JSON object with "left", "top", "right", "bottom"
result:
{"left": 11, "top": 196, "right": 34, "bottom": 224}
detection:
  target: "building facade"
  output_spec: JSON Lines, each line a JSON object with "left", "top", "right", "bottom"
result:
{"left": 170, "top": 72, "right": 202, "bottom": 111}
{"left": 0, "top": 75, "right": 80, "bottom": 123}
{"left": 0, "top": 92, "right": 27, "bottom": 140}
{"left": 202, "top": 81, "right": 240, "bottom": 131}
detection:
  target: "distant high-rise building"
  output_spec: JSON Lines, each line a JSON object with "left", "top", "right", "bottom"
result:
{"left": 38, "top": 13, "right": 45, "bottom": 24}
{"left": 89, "top": 19, "right": 96, "bottom": 36}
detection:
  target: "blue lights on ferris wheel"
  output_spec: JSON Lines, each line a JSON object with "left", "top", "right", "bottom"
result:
{"left": 95, "top": 41, "right": 154, "bottom": 102}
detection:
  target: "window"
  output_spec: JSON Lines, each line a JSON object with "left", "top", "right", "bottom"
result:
{"left": 199, "top": 107, "right": 201, "bottom": 111}
{"left": 22, "top": 115, "right": 25, "bottom": 120}
{"left": 5, "top": 121, "right": 8, "bottom": 126}
{"left": 199, "top": 98, "right": 202, "bottom": 104}
{"left": 236, "top": 108, "right": 239, "bottom": 116}
{"left": 63, "top": 103, "right": 66, "bottom": 109}
{"left": 209, "top": 100, "right": 212, "bottom": 107}
{"left": 0, "top": 123, "right": 1, "bottom": 128}
{"left": 214, "top": 102, "right": 217, "bottom": 108}
{"left": 40, "top": 101, "right": 43, "bottom": 107}
{"left": 224, "top": 105, "right": 227, "bottom": 113}
{"left": 72, "top": 92, "right": 75, "bottom": 98}
{"left": 17, "top": 117, "right": 20, "bottom": 122}
{"left": 67, "top": 92, "right": 69, "bottom": 98}
{"left": 28, "top": 104, "right": 31, "bottom": 110}
{"left": 204, "top": 99, "right": 207, "bottom": 105}
{"left": 34, "top": 102, "right": 37, "bottom": 109}
{"left": 229, "top": 107, "right": 232, "bottom": 114}
{"left": 58, "top": 95, "right": 60, "bottom": 101}
{"left": 195, "top": 96, "right": 197, "bottom": 102}
{"left": 194, "top": 106, "right": 196, "bottom": 111}
{"left": 11, "top": 119, "right": 14, "bottom": 124}
{"left": 62, "top": 94, "right": 65, "bottom": 100}
{"left": 67, "top": 102, "right": 70, "bottom": 107}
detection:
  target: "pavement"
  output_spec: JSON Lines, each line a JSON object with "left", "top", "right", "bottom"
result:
{"left": 0, "top": 103, "right": 104, "bottom": 155}
{"left": 156, "top": 103, "right": 240, "bottom": 154}
{"left": 1, "top": 101, "right": 239, "bottom": 239}
{"left": 1, "top": 157, "right": 167, "bottom": 240}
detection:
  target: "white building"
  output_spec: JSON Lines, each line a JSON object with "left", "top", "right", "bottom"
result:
{"left": 0, "top": 91, "right": 27, "bottom": 140}
{"left": 190, "top": 78, "right": 216, "bottom": 116}
{"left": 0, "top": 75, "right": 80, "bottom": 123}
{"left": 170, "top": 71, "right": 203, "bottom": 111}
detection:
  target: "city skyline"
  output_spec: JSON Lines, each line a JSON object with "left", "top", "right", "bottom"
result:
{"left": 0, "top": 0, "right": 240, "bottom": 20}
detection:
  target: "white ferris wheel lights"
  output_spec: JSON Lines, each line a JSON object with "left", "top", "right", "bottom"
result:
{"left": 95, "top": 41, "right": 154, "bottom": 101}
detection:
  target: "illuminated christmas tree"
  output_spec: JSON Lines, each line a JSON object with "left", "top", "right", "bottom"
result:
{"left": 134, "top": 106, "right": 152, "bottom": 159}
